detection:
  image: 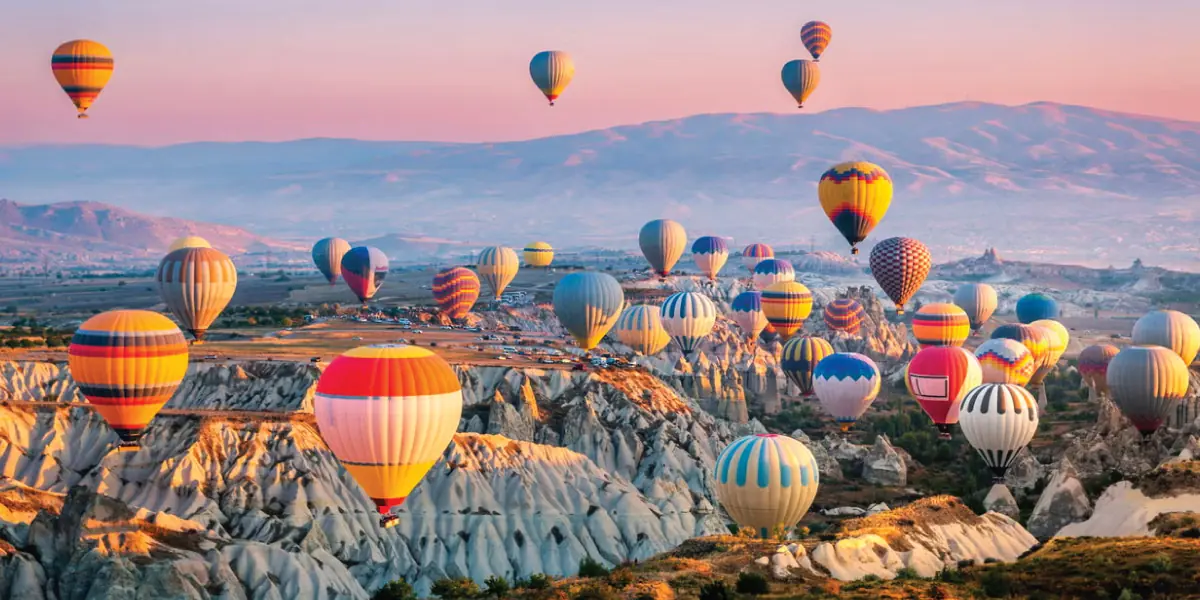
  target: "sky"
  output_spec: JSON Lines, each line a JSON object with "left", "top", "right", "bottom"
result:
{"left": 2, "top": 0, "right": 1199, "bottom": 146}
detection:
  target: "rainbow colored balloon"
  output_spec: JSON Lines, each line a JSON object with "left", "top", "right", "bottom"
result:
{"left": 761, "top": 281, "right": 813, "bottom": 342}
{"left": 911, "top": 303, "right": 971, "bottom": 348}
{"left": 823, "top": 298, "right": 867, "bottom": 335}
{"left": 432, "top": 267, "right": 481, "bottom": 320}
{"left": 819, "top": 162, "right": 893, "bottom": 255}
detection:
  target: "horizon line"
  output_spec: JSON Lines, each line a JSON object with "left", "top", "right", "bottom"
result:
{"left": 3, "top": 99, "right": 1194, "bottom": 150}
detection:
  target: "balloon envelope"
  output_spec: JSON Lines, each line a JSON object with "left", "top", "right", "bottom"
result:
{"left": 1016, "top": 293, "right": 1059, "bottom": 324}
{"left": 800, "top": 21, "right": 832, "bottom": 60}
{"left": 991, "top": 324, "right": 1051, "bottom": 387}
{"left": 953, "top": 283, "right": 998, "bottom": 331}
{"left": 68, "top": 310, "right": 188, "bottom": 448}
{"left": 762, "top": 281, "right": 813, "bottom": 341}
{"left": 639, "top": 219, "right": 687, "bottom": 277}
{"left": 661, "top": 292, "right": 718, "bottom": 355}
{"left": 1106, "top": 345, "right": 1190, "bottom": 435}
{"left": 1079, "top": 344, "right": 1120, "bottom": 395}
{"left": 819, "top": 162, "right": 893, "bottom": 255}
{"left": 432, "top": 267, "right": 481, "bottom": 320}
{"left": 156, "top": 247, "right": 238, "bottom": 342}
{"left": 52, "top": 39, "right": 113, "bottom": 118}
{"left": 781, "top": 336, "right": 834, "bottom": 397}
{"left": 730, "top": 291, "right": 769, "bottom": 343}
{"left": 912, "top": 303, "right": 971, "bottom": 348}
{"left": 1031, "top": 319, "right": 1070, "bottom": 371}
{"left": 523, "top": 242, "right": 554, "bottom": 267}
{"left": 477, "top": 246, "right": 520, "bottom": 300}
{"left": 1132, "top": 310, "right": 1200, "bottom": 366}
{"left": 813, "top": 352, "right": 880, "bottom": 430}
{"left": 906, "top": 346, "right": 982, "bottom": 437}
{"left": 781, "top": 59, "right": 820, "bottom": 108}
{"left": 169, "top": 236, "right": 210, "bottom": 253}
{"left": 974, "top": 338, "right": 1035, "bottom": 386}
{"left": 529, "top": 50, "right": 575, "bottom": 105}
{"left": 823, "top": 298, "right": 867, "bottom": 335}
{"left": 752, "top": 259, "right": 795, "bottom": 290}
{"left": 341, "top": 246, "right": 389, "bottom": 303}
{"left": 691, "top": 236, "right": 729, "bottom": 280}
{"left": 314, "top": 344, "right": 462, "bottom": 526}
{"left": 959, "top": 383, "right": 1039, "bottom": 481}
{"left": 714, "top": 434, "right": 820, "bottom": 538}
{"left": 613, "top": 305, "right": 671, "bottom": 356}
{"left": 312, "top": 237, "right": 352, "bottom": 285}
{"left": 869, "top": 237, "right": 931, "bottom": 314}
{"left": 742, "top": 244, "right": 774, "bottom": 271}
{"left": 552, "top": 272, "right": 624, "bottom": 350}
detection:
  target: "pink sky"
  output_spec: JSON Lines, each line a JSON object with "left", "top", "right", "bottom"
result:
{"left": 4, "top": 0, "right": 1199, "bottom": 145}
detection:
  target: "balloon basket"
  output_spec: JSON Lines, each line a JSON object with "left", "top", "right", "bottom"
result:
{"left": 937, "top": 432, "right": 952, "bottom": 441}
{"left": 380, "top": 514, "right": 399, "bottom": 529}
{"left": 850, "top": 248, "right": 859, "bottom": 256}
{"left": 114, "top": 443, "right": 141, "bottom": 454}
{"left": 77, "top": 114, "right": 89, "bottom": 120}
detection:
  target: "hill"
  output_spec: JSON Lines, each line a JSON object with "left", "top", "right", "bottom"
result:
{"left": 2, "top": 102, "right": 1199, "bottom": 268}
{"left": 0, "top": 199, "right": 304, "bottom": 266}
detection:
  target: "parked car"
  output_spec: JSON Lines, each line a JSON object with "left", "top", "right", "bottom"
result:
{"left": 310, "top": 357, "right": 322, "bottom": 363}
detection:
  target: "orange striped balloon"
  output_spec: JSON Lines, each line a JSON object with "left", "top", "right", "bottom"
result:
{"left": 761, "top": 281, "right": 813, "bottom": 342}
{"left": 51, "top": 40, "right": 114, "bottom": 119}
{"left": 156, "top": 247, "right": 238, "bottom": 342}
{"left": 432, "top": 267, "right": 481, "bottom": 320}
{"left": 314, "top": 344, "right": 463, "bottom": 528}
{"left": 911, "top": 303, "right": 971, "bottom": 348}
{"left": 68, "top": 310, "right": 189, "bottom": 450}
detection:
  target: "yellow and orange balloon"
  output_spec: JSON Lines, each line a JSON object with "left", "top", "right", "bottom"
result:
{"left": 818, "top": 162, "right": 893, "bottom": 255}
{"left": 68, "top": 310, "right": 189, "bottom": 451}
{"left": 52, "top": 40, "right": 114, "bottom": 119}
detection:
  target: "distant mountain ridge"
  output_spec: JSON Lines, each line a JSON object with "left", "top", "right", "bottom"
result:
{"left": 2, "top": 101, "right": 1198, "bottom": 269}
{"left": 0, "top": 199, "right": 303, "bottom": 265}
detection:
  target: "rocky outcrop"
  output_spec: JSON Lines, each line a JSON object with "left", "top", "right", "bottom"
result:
{"left": 1026, "top": 458, "right": 1091, "bottom": 539}
{"left": 983, "top": 485, "right": 1020, "bottom": 520}
{"left": 1056, "top": 461, "right": 1200, "bottom": 538}
{"left": 861, "top": 435, "right": 906, "bottom": 487}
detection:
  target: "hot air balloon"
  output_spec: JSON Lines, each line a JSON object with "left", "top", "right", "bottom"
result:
{"left": 523, "top": 242, "right": 554, "bottom": 268}
{"left": 1031, "top": 319, "right": 1069, "bottom": 374}
{"left": 974, "top": 338, "right": 1035, "bottom": 386}
{"left": 1079, "top": 343, "right": 1120, "bottom": 396}
{"left": 731, "top": 291, "right": 769, "bottom": 344}
{"left": 553, "top": 272, "right": 624, "bottom": 351}
{"left": 314, "top": 344, "right": 463, "bottom": 528}
{"left": 341, "top": 246, "right": 389, "bottom": 304}
{"left": 67, "top": 310, "right": 188, "bottom": 451}
{"left": 529, "top": 50, "right": 575, "bottom": 106}
{"left": 906, "top": 347, "right": 982, "bottom": 438}
{"left": 953, "top": 283, "right": 998, "bottom": 332}
{"left": 639, "top": 219, "right": 687, "bottom": 277}
{"left": 477, "top": 246, "right": 520, "bottom": 300}
{"left": 823, "top": 298, "right": 867, "bottom": 335}
{"left": 813, "top": 353, "right": 880, "bottom": 431}
{"left": 156, "top": 247, "right": 238, "bottom": 343}
{"left": 1016, "top": 293, "right": 1059, "bottom": 324}
{"left": 781, "top": 59, "right": 820, "bottom": 108}
{"left": 661, "top": 292, "right": 717, "bottom": 355}
{"left": 1107, "top": 346, "right": 1190, "bottom": 436}
{"left": 752, "top": 259, "right": 796, "bottom": 290}
{"left": 432, "top": 267, "right": 481, "bottom": 320}
{"left": 691, "top": 236, "right": 729, "bottom": 280}
{"left": 613, "top": 305, "right": 671, "bottom": 356}
{"left": 51, "top": 40, "right": 113, "bottom": 119}
{"left": 819, "top": 162, "right": 893, "bottom": 255}
{"left": 760, "top": 324, "right": 782, "bottom": 345}
{"left": 312, "top": 237, "right": 352, "bottom": 286}
{"left": 800, "top": 21, "right": 832, "bottom": 61}
{"left": 781, "top": 336, "right": 833, "bottom": 397}
{"left": 958, "top": 383, "right": 1039, "bottom": 482}
{"left": 714, "top": 434, "right": 820, "bottom": 538}
{"left": 1132, "top": 310, "right": 1200, "bottom": 366}
{"left": 762, "top": 281, "right": 813, "bottom": 342}
{"left": 991, "top": 324, "right": 1051, "bottom": 387}
{"left": 869, "top": 237, "right": 930, "bottom": 315}
{"left": 168, "top": 236, "right": 210, "bottom": 253}
{"left": 912, "top": 303, "right": 971, "bottom": 348}
{"left": 742, "top": 243, "right": 774, "bottom": 271}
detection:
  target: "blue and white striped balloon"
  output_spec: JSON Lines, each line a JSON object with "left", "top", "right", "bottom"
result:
{"left": 752, "top": 259, "right": 796, "bottom": 290}
{"left": 813, "top": 352, "right": 881, "bottom": 431}
{"left": 714, "top": 434, "right": 820, "bottom": 538}
{"left": 660, "top": 292, "right": 717, "bottom": 355}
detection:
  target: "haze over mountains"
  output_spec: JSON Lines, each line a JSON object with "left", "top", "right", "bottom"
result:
{"left": 2, "top": 101, "right": 1198, "bottom": 269}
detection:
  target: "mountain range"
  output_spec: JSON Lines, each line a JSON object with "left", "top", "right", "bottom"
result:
{"left": 2, "top": 101, "right": 1198, "bottom": 269}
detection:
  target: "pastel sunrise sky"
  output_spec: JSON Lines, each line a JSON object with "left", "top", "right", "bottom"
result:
{"left": 3, "top": 0, "right": 1198, "bottom": 146}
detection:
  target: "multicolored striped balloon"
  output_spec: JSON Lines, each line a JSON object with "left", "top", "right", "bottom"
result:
{"left": 613, "top": 305, "right": 671, "bottom": 356}
{"left": 974, "top": 338, "right": 1034, "bottom": 386}
{"left": 1079, "top": 343, "right": 1120, "bottom": 395}
{"left": 959, "top": 383, "right": 1039, "bottom": 482}
{"left": 553, "top": 272, "right": 625, "bottom": 351}
{"left": 713, "top": 434, "right": 820, "bottom": 538}
{"left": 752, "top": 259, "right": 796, "bottom": 290}
{"left": 691, "top": 236, "right": 729, "bottom": 281}
{"left": 660, "top": 292, "right": 717, "bottom": 355}
{"left": 312, "top": 237, "right": 352, "bottom": 286}
{"left": 781, "top": 336, "right": 834, "bottom": 397}
{"left": 819, "top": 162, "right": 893, "bottom": 255}
{"left": 51, "top": 39, "right": 114, "bottom": 119}
{"left": 991, "top": 324, "right": 1051, "bottom": 387}
{"left": 731, "top": 291, "right": 769, "bottom": 344}
{"left": 529, "top": 50, "right": 575, "bottom": 106}
{"left": 813, "top": 352, "right": 881, "bottom": 431}
{"left": 68, "top": 310, "right": 188, "bottom": 450}
{"left": 341, "top": 246, "right": 389, "bottom": 304}
{"left": 762, "top": 281, "right": 813, "bottom": 342}
{"left": 639, "top": 219, "right": 687, "bottom": 277}
{"left": 912, "top": 303, "right": 971, "bottom": 348}
{"left": 869, "top": 237, "right": 931, "bottom": 315}
{"left": 432, "top": 267, "right": 481, "bottom": 320}
{"left": 477, "top": 246, "right": 520, "bottom": 300}
{"left": 1031, "top": 319, "right": 1070, "bottom": 373}
{"left": 823, "top": 298, "right": 867, "bottom": 335}
{"left": 742, "top": 243, "right": 774, "bottom": 272}
{"left": 156, "top": 247, "right": 238, "bottom": 342}
{"left": 905, "top": 346, "right": 982, "bottom": 438}
{"left": 523, "top": 241, "right": 554, "bottom": 267}
{"left": 800, "top": 21, "right": 832, "bottom": 61}
{"left": 314, "top": 344, "right": 463, "bottom": 528}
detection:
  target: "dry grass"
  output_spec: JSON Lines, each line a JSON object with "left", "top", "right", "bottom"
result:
{"left": 833, "top": 495, "right": 975, "bottom": 552}
{"left": 1133, "top": 460, "right": 1200, "bottom": 498}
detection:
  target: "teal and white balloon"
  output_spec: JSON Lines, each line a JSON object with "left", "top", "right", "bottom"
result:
{"left": 713, "top": 434, "right": 820, "bottom": 538}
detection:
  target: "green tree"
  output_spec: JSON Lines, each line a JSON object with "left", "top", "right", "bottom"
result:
{"left": 483, "top": 575, "right": 510, "bottom": 598}
{"left": 430, "top": 577, "right": 480, "bottom": 599}
{"left": 372, "top": 579, "right": 417, "bottom": 600}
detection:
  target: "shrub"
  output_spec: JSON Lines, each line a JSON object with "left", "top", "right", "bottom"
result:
{"left": 698, "top": 580, "right": 733, "bottom": 600}
{"left": 520, "top": 574, "right": 553, "bottom": 590}
{"left": 571, "top": 584, "right": 618, "bottom": 600}
{"left": 895, "top": 567, "right": 921, "bottom": 580}
{"left": 1117, "top": 589, "right": 1143, "bottom": 600}
{"left": 484, "top": 575, "right": 510, "bottom": 598}
{"left": 372, "top": 580, "right": 416, "bottom": 600}
{"left": 430, "top": 577, "right": 480, "bottom": 599}
{"left": 578, "top": 556, "right": 610, "bottom": 578}
{"left": 979, "top": 570, "right": 1013, "bottom": 598}
{"left": 606, "top": 569, "right": 635, "bottom": 589}
{"left": 1147, "top": 554, "right": 1173, "bottom": 573}
{"left": 937, "top": 568, "right": 965, "bottom": 584}
{"left": 735, "top": 572, "right": 769, "bottom": 595}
